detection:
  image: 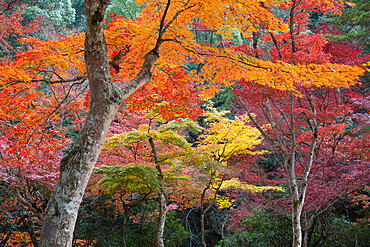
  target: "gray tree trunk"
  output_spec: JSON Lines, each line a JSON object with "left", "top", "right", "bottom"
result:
{"left": 39, "top": 0, "right": 160, "bottom": 246}
{"left": 156, "top": 190, "right": 167, "bottom": 247}
{"left": 291, "top": 176, "right": 303, "bottom": 247}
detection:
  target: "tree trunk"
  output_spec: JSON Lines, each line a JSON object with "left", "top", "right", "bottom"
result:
{"left": 289, "top": 136, "right": 317, "bottom": 247}
{"left": 200, "top": 207, "right": 206, "bottom": 247}
{"left": 149, "top": 137, "right": 167, "bottom": 247}
{"left": 39, "top": 1, "right": 120, "bottom": 246}
{"left": 156, "top": 189, "right": 167, "bottom": 247}
{"left": 24, "top": 218, "right": 39, "bottom": 247}
{"left": 288, "top": 158, "right": 303, "bottom": 247}
{"left": 199, "top": 174, "right": 223, "bottom": 247}
{"left": 121, "top": 208, "right": 130, "bottom": 247}
{"left": 291, "top": 197, "right": 302, "bottom": 247}
{"left": 39, "top": 80, "right": 121, "bottom": 247}
{"left": 200, "top": 183, "right": 210, "bottom": 247}
{"left": 303, "top": 215, "right": 317, "bottom": 247}
{"left": 39, "top": 0, "right": 160, "bottom": 246}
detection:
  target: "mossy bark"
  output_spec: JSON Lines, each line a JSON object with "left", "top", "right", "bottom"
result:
{"left": 39, "top": 3, "right": 119, "bottom": 246}
{"left": 39, "top": 0, "right": 159, "bottom": 246}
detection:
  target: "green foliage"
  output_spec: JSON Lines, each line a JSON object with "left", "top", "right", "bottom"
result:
{"left": 74, "top": 195, "right": 188, "bottom": 246}
{"left": 106, "top": 0, "right": 144, "bottom": 20}
{"left": 104, "top": 120, "right": 197, "bottom": 152}
{"left": 216, "top": 211, "right": 292, "bottom": 247}
{"left": 309, "top": 216, "right": 370, "bottom": 247}
{"left": 97, "top": 118, "right": 202, "bottom": 207}
{"left": 157, "top": 130, "right": 191, "bottom": 151}
{"left": 94, "top": 164, "right": 160, "bottom": 194}
{"left": 23, "top": 0, "right": 76, "bottom": 30}
{"left": 211, "top": 86, "right": 238, "bottom": 115}
{"left": 103, "top": 130, "right": 147, "bottom": 151}
{"left": 157, "top": 118, "right": 203, "bottom": 135}
{"left": 125, "top": 203, "right": 189, "bottom": 247}
{"left": 71, "top": 0, "right": 86, "bottom": 31}
{"left": 163, "top": 212, "right": 190, "bottom": 247}
{"left": 217, "top": 211, "right": 370, "bottom": 247}
{"left": 73, "top": 194, "right": 121, "bottom": 246}
{"left": 330, "top": 0, "right": 370, "bottom": 50}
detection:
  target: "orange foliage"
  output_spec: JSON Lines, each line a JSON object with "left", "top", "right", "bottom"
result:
{"left": 0, "top": 0, "right": 364, "bottom": 171}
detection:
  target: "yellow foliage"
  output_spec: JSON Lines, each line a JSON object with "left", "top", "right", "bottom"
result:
{"left": 214, "top": 178, "right": 284, "bottom": 209}
{"left": 199, "top": 105, "right": 265, "bottom": 162}
{"left": 216, "top": 194, "right": 235, "bottom": 209}
{"left": 213, "top": 178, "right": 284, "bottom": 209}
{"left": 220, "top": 178, "right": 284, "bottom": 192}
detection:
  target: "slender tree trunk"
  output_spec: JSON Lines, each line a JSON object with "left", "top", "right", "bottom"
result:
{"left": 149, "top": 137, "right": 167, "bottom": 247}
{"left": 287, "top": 157, "right": 303, "bottom": 247}
{"left": 200, "top": 182, "right": 210, "bottom": 247}
{"left": 237, "top": 95, "right": 318, "bottom": 247}
{"left": 289, "top": 134, "right": 317, "bottom": 247}
{"left": 291, "top": 193, "right": 303, "bottom": 247}
{"left": 24, "top": 218, "right": 39, "bottom": 247}
{"left": 303, "top": 216, "right": 317, "bottom": 247}
{"left": 156, "top": 189, "right": 167, "bottom": 247}
{"left": 200, "top": 173, "right": 224, "bottom": 247}
{"left": 200, "top": 206, "right": 206, "bottom": 247}
{"left": 121, "top": 208, "right": 130, "bottom": 247}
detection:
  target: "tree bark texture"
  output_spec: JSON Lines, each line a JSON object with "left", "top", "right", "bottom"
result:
{"left": 39, "top": 0, "right": 160, "bottom": 246}
{"left": 40, "top": 2, "right": 120, "bottom": 246}
{"left": 156, "top": 190, "right": 167, "bottom": 247}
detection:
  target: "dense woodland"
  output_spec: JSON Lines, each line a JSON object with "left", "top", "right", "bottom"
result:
{"left": 0, "top": 0, "right": 369, "bottom": 246}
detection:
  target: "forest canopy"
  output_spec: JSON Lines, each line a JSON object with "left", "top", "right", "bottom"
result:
{"left": 0, "top": 0, "right": 369, "bottom": 247}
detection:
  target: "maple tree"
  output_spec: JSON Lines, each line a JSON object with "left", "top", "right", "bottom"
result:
{"left": 232, "top": 86, "right": 369, "bottom": 245}
{"left": 194, "top": 106, "right": 283, "bottom": 247}
{"left": 0, "top": 0, "right": 366, "bottom": 246}
{"left": 93, "top": 106, "right": 280, "bottom": 247}
{"left": 0, "top": 2, "right": 88, "bottom": 245}
{"left": 0, "top": 0, "right": 44, "bottom": 61}
{"left": 95, "top": 114, "right": 200, "bottom": 247}
{"left": 229, "top": 1, "right": 368, "bottom": 246}
{"left": 221, "top": 21, "right": 370, "bottom": 243}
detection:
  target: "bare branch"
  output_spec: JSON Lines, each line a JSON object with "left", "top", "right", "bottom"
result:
{"left": 237, "top": 97, "right": 274, "bottom": 142}
{"left": 269, "top": 32, "right": 283, "bottom": 60}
